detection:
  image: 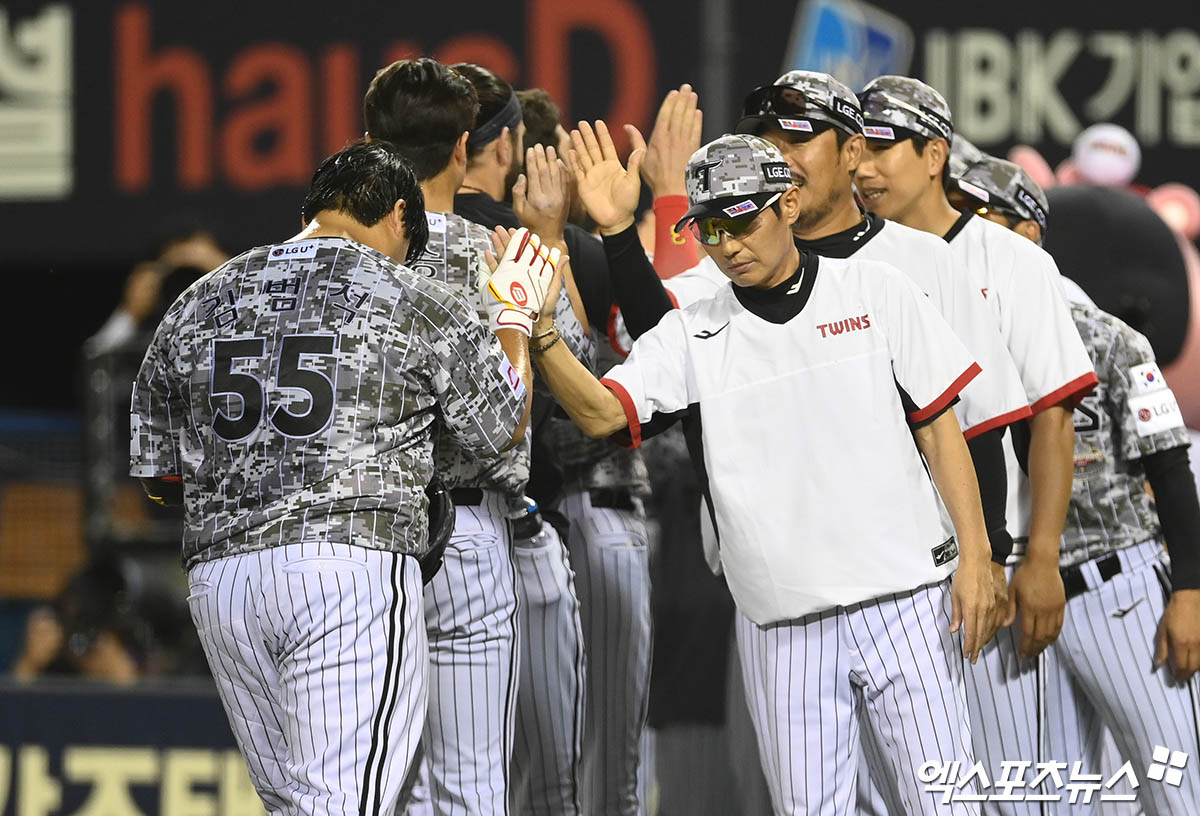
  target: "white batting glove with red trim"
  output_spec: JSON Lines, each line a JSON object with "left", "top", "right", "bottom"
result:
{"left": 483, "top": 227, "right": 560, "bottom": 336}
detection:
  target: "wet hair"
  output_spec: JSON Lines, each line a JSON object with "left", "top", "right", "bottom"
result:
{"left": 363, "top": 58, "right": 479, "bottom": 181}
{"left": 517, "top": 88, "right": 563, "bottom": 153}
{"left": 301, "top": 141, "right": 429, "bottom": 263}
{"left": 909, "top": 133, "right": 952, "bottom": 189}
{"left": 452, "top": 63, "right": 520, "bottom": 159}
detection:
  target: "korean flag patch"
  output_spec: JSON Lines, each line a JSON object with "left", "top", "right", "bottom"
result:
{"left": 1129, "top": 362, "right": 1167, "bottom": 394}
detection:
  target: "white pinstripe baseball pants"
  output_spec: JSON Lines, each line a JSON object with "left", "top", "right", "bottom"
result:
{"left": 510, "top": 516, "right": 587, "bottom": 816}
{"left": 558, "top": 488, "right": 653, "bottom": 816}
{"left": 736, "top": 578, "right": 981, "bottom": 815}
{"left": 419, "top": 489, "right": 520, "bottom": 816}
{"left": 186, "top": 542, "right": 427, "bottom": 816}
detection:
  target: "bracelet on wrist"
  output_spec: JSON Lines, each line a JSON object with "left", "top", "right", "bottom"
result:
{"left": 530, "top": 331, "right": 562, "bottom": 354}
{"left": 532, "top": 323, "right": 558, "bottom": 341}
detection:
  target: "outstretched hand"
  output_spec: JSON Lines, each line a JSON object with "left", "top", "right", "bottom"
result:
{"left": 513, "top": 144, "right": 570, "bottom": 244}
{"left": 641, "top": 83, "right": 703, "bottom": 197}
{"left": 567, "top": 120, "right": 646, "bottom": 236}
{"left": 484, "top": 226, "right": 565, "bottom": 334}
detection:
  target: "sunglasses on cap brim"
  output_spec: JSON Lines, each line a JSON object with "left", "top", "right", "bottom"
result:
{"left": 686, "top": 192, "right": 783, "bottom": 245}
{"left": 740, "top": 85, "right": 857, "bottom": 135}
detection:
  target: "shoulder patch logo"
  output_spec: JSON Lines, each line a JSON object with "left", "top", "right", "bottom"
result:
{"left": 1130, "top": 362, "right": 1166, "bottom": 394}
{"left": 270, "top": 240, "right": 318, "bottom": 260}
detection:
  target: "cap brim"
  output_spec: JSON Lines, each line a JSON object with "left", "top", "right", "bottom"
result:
{"left": 674, "top": 192, "right": 783, "bottom": 232}
{"left": 736, "top": 113, "right": 853, "bottom": 138}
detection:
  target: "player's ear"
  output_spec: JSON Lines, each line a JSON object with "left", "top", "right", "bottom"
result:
{"left": 928, "top": 138, "right": 949, "bottom": 182}
{"left": 841, "top": 133, "right": 865, "bottom": 173}
{"left": 496, "top": 126, "right": 513, "bottom": 169}
{"left": 388, "top": 199, "right": 408, "bottom": 237}
{"left": 453, "top": 131, "right": 469, "bottom": 169}
{"left": 1014, "top": 219, "right": 1042, "bottom": 244}
{"left": 779, "top": 185, "right": 803, "bottom": 227}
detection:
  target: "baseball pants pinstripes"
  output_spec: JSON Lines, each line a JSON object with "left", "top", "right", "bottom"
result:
{"left": 415, "top": 489, "right": 520, "bottom": 816}
{"left": 736, "top": 578, "right": 981, "bottom": 816}
{"left": 510, "top": 516, "right": 587, "bottom": 816}
{"left": 1044, "top": 540, "right": 1200, "bottom": 815}
{"left": 557, "top": 488, "right": 653, "bottom": 816}
{"left": 186, "top": 542, "right": 427, "bottom": 816}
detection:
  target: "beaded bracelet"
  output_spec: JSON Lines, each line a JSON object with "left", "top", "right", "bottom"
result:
{"left": 530, "top": 331, "right": 562, "bottom": 354}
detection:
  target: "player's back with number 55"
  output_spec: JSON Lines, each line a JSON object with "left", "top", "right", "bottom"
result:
{"left": 130, "top": 232, "right": 528, "bottom": 570}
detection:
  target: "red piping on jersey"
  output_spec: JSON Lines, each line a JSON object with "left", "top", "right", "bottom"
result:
{"left": 606, "top": 305, "right": 629, "bottom": 358}
{"left": 1029, "top": 370, "right": 1099, "bottom": 415}
{"left": 909, "top": 363, "right": 982, "bottom": 423}
{"left": 962, "top": 404, "right": 1034, "bottom": 440}
{"left": 159, "top": 475, "right": 183, "bottom": 483}
{"left": 599, "top": 377, "right": 642, "bottom": 449}
{"left": 665, "top": 289, "right": 680, "bottom": 310}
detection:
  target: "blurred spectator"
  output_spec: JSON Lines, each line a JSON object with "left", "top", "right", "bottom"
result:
{"left": 86, "top": 225, "right": 228, "bottom": 356}
{"left": 8, "top": 552, "right": 205, "bottom": 684}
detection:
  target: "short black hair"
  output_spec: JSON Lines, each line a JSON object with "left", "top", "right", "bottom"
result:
{"left": 452, "top": 63, "right": 518, "bottom": 159}
{"left": 517, "top": 88, "right": 562, "bottom": 153}
{"left": 301, "top": 141, "right": 429, "bottom": 263}
{"left": 363, "top": 58, "right": 479, "bottom": 181}
{"left": 909, "top": 133, "right": 951, "bottom": 189}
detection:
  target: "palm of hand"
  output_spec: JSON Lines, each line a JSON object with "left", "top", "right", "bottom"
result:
{"left": 577, "top": 161, "right": 639, "bottom": 228}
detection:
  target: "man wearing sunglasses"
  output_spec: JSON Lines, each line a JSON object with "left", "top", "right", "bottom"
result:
{"left": 855, "top": 76, "right": 1099, "bottom": 816}
{"left": 733, "top": 70, "right": 1030, "bottom": 607}
{"left": 533, "top": 132, "right": 997, "bottom": 814}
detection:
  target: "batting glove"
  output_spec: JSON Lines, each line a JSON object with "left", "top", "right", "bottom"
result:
{"left": 483, "top": 228, "right": 560, "bottom": 336}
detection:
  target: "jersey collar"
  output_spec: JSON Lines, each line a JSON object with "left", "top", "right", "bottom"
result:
{"left": 793, "top": 210, "right": 884, "bottom": 258}
{"left": 942, "top": 211, "right": 974, "bottom": 243}
{"left": 733, "top": 244, "right": 820, "bottom": 324}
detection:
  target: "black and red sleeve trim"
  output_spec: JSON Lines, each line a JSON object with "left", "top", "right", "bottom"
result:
{"left": 961, "top": 403, "right": 1034, "bottom": 441}
{"left": 909, "top": 363, "right": 982, "bottom": 423}
{"left": 1029, "top": 371, "right": 1099, "bottom": 414}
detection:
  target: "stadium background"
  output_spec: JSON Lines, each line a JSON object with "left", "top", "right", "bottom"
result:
{"left": 0, "top": 1, "right": 1196, "bottom": 813}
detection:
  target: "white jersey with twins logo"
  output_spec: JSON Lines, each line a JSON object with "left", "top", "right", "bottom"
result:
{"left": 599, "top": 251, "right": 980, "bottom": 625}
{"left": 944, "top": 213, "right": 1099, "bottom": 541}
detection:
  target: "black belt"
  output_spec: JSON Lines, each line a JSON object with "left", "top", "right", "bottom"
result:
{"left": 450, "top": 487, "right": 484, "bottom": 506}
{"left": 588, "top": 488, "right": 637, "bottom": 511}
{"left": 1061, "top": 552, "right": 1122, "bottom": 601}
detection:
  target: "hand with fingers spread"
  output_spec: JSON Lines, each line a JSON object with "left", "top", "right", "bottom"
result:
{"left": 641, "top": 83, "right": 704, "bottom": 197}
{"left": 482, "top": 226, "right": 563, "bottom": 336}
{"left": 513, "top": 144, "right": 570, "bottom": 246}
{"left": 1155, "top": 588, "right": 1200, "bottom": 682}
{"left": 567, "top": 120, "right": 646, "bottom": 236}
{"left": 1008, "top": 554, "right": 1066, "bottom": 659}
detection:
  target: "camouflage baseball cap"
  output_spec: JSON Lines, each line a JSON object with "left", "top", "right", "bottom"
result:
{"left": 675, "top": 134, "right": 794, "bottom": 230}
{"left": 948, "top": 134, "right": 985, "bottom": 180}
{"left": 857, "top": 76, "right": 953, "bottom": 143}
{"left": 954, "top": 155, "right": 1049, "bottom": 232}
{"left": 736, "top": 70, "right": 864, "bottom": 138}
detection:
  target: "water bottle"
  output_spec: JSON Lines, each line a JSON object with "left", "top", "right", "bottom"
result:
{"left": 511, "top": 496, "right": 549, "bottom": 548}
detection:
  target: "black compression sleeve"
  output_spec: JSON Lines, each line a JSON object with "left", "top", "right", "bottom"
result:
{"left": 1142, "top": 445, "right": 1200, "bottom": 590}
{"left": 966, "top": 427, "right": 1013, "bottom": 564}
{"left": 564, "top": 224, "right": 614, "bottom": 330}
{"left": 601, "top": 224, "right": 675, "bottom": 340}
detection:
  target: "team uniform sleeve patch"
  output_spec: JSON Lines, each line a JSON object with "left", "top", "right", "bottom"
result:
{"left": 1129, "top": 391, "right": 1186, "bottom": 437}
{"left": 498, "top": 357, "right": 526, "bottom": 400}
{"left": 1107, "top": 328, "right": 1193, "bottom": 459}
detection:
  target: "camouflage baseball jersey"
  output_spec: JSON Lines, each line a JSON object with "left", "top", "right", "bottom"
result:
{"left": 550, "top": 333, "right": 652, "bottom": 496}
{"left": 1061, "top": 302, "right": 1190, "bottom": 568}
{"left": 130, "top": 236, "right": 526, "bottom": 568}
{"left": 414, "top": 211, "right": 593, "bottom": 498}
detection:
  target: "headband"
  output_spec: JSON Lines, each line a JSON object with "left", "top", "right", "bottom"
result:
{"left": 467, "top": 90, "right": 523, "bottom": 150}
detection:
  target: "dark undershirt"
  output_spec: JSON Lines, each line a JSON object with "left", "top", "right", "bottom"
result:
{"left": 1143, "top": 445, "right": 1200, "bottom": 590}
{"left": 793, "top": 210, "right": 885, "bottom": 258}
{"left": 942, "top": 211, "right": 974, "bottom": 243}
{"left": 731, "top": 244, "right": 819, "bottom": 323}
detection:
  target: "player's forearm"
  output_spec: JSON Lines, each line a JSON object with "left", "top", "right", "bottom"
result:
{"left": 1143, "top": 445, "right": 1200, "bottom": 590}
{"left": 1026, "top": 402, "right": 1075, "bottom": 564}
{"left": 531, "top": 330, "right": 628, "bottom": 438}
{"left": 966, "top": 428, "right": 1014, "bottom": 564}
{"left": 915, "top": 412, "right": 991, "bottom": 563}
{"left": 495, "top": 328, "right": 534, "bottom": 448}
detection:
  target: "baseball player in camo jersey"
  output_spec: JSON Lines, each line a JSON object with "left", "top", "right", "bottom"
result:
{"left": 539, "top": 132, "right": 1000, "bottom": 814}
{"left": 953, "top": 157, "right": 1200, "bottom": 814}
{"left": 129, "top": 141, "right": 553, "bottom": 816}
{"left": 854, "top": 75, "right": 1098, "bottom": 814}
{"left": 362, "top": 59, "right": 592, "bottom": 816}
